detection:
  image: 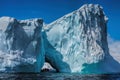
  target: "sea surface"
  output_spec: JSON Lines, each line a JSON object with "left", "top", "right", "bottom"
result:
{"left": 0, "top": 72, "right": 120, "bottom": 80}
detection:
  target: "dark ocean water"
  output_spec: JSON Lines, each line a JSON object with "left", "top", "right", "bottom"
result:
{"left": 0, "top": 72, "right": 120, "bottom": 80}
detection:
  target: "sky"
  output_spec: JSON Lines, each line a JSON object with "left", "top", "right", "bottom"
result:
{"left": 0, "top": 0, "right": 120, "bottom": 40}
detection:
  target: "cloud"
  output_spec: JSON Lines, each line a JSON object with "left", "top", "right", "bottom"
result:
{"left": 107, "top": 35, "right": 120, "bottom": 62}
{"left": 108, "top": 35, "right": 120, "bottom": 54}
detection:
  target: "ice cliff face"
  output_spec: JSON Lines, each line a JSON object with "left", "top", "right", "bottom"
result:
{"left": 0, "top": 17, "right": 44, "bottom": 72}
{"left": 44, "top": 4, "right": 109, "bottom": 72}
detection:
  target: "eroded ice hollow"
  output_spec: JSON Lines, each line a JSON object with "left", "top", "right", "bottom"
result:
{"left": 0, "top": 4, "right": 120, "bottom": 74}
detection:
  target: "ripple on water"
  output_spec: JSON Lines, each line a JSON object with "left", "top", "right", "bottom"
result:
{"left": 0, "top": 72, "right": 120, "bottom": 80}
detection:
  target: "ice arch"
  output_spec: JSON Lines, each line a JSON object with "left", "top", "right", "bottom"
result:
{"left": 0, "top": 16, "right": 70, "bottom": 73}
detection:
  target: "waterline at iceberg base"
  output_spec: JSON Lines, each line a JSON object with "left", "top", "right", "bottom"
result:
{"left": 0, "top": 4, "right": 120, "bottom": 74}
{"left": 0, "top": 72, "right": 120, "bottom": 80}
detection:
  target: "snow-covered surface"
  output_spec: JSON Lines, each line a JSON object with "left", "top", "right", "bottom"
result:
{"left": 0, "top": 17, "right": 45, "bottom": 72}
{"left": 0, "top": 50, "right": 36, "bottom": 72}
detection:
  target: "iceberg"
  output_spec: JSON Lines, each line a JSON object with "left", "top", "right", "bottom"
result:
{"left": 0, "top": 4, "right": 120, "bottom": 74}
{"left": 0, "top": 17, "right": 45, "bottom": 72}
{"left": 43, "top": 4, "right": 120, "bottom": 73}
